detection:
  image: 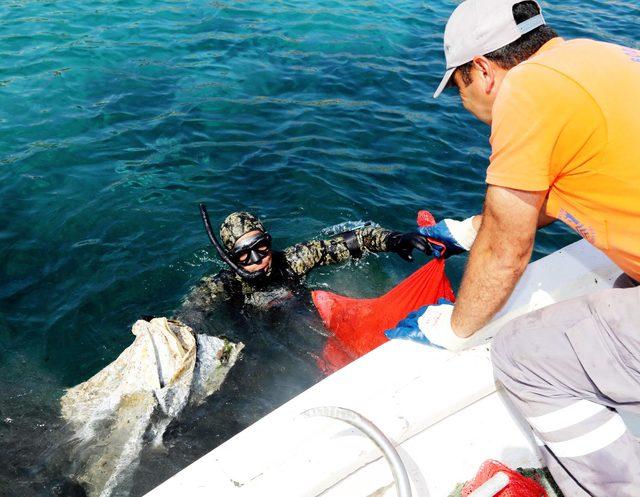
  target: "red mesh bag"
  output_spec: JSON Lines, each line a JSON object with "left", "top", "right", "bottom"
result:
{"left": 313, "top": 211, "right": 455, "bottom": 374}
{"left": 462, "top": 461, "right": 547, "bottom": 497}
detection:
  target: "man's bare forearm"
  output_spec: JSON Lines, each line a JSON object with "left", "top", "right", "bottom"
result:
{"left": 451, "top": 187, "right": 543, "bottom": 337}
{"left": 451, "top": 220, "right": 533, "bottom": 336}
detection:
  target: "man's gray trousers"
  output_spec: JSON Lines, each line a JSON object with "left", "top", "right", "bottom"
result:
{"left": 492, "top": 285, "right": 640, "bottom": 496}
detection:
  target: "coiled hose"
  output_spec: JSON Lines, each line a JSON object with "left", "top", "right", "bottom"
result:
{"left": 302, "top": 406, "right": 412, "bottom": 497}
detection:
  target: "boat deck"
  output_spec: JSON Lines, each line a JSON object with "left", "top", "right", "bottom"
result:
{"left": 146, "top": 240, "right": 621, "bottom": 497}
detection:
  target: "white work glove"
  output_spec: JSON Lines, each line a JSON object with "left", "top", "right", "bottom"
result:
{"left": 418, "top": 216, "right": 478, "bottom": 258}
{"left": 385, "top": 300, "right": 472, "bottom": 351}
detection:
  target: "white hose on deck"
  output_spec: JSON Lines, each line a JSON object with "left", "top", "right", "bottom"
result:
{"left": 302, "top": 406, "right": 412, "bottom": 497}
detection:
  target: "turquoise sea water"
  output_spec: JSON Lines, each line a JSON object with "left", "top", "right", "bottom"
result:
{"left": 1, "top": 1, "right": 638, "bottom": 495}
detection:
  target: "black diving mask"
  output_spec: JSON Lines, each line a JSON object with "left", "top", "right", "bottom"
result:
{"left": 199, "top": 203, "right": 270, "bottom": 282}
{"left": 231, "top": 232, "right": 272, "bottom": 267}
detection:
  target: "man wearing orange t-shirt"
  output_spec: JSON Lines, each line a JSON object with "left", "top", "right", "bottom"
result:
{"left": 385, "top": 0, "right": 640, "bottom": 494}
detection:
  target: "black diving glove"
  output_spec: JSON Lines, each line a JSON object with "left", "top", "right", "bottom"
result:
{"left": 385, "top": 232, "right": 432, "bottom": 262}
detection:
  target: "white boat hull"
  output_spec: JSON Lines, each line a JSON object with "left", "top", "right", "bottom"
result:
{"left": 145, "top": 240, "right": 621, "bottom": 497}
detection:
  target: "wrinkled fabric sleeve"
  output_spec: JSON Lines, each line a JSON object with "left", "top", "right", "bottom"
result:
{"left": 284, "top": 226, "right": 393, "bottom": 276}
{"left": 487, "top": 63, "right": 597, "bottom": 191}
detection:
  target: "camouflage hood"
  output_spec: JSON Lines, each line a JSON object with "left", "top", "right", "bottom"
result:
{"left": 219, "top": 211, "right": 266, "bottom": 251}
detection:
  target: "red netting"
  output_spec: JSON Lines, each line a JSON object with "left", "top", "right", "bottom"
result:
{"left": 462, "top": 461, "right": 547, "bottom": 497}
{"left": 313, "top": 210, "right": 454, "bottom": 374}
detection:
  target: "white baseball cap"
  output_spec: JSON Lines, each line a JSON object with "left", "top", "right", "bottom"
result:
{"left": 433, "top": 0, "right": 546, "bottom": 98}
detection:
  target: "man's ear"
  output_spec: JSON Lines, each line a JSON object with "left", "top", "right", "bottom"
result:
{"left": 472, "top": 56, "right": 495, "bottom": 94}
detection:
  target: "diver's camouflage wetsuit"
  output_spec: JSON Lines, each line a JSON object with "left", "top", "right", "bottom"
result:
{"left": 176, "top": 225, "right": 393, "bottom": 325}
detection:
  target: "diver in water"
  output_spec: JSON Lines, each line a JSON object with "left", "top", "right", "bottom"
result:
{"left": 176, "top": 204, "right": 431, "bottom": 327}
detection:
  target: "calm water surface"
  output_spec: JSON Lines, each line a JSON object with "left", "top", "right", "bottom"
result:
{"left": 1, "top": 0, "right": 637, "bottom": 495}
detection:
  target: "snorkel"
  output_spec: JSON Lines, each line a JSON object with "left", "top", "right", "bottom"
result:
{"left": 199, "top": 203, "right": 269, "bottom": 281}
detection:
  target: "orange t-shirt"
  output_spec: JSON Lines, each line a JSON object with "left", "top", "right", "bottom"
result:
{"left": 487, "top": 38, "right": 640, "bottom": 280}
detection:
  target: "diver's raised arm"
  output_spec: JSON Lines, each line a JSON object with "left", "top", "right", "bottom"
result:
{"left": 283, "top": 226, "right": 384, "bottom": 276}
{"left": 283, "top": 224, "right": 431, "bottom": 276}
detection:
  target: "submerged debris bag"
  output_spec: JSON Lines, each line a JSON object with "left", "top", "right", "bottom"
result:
{"left": 60, "top": 317, "right": 243, "bottom": 497}
{"left": 313, "top": 258, "right": 455, "bottom": 374}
